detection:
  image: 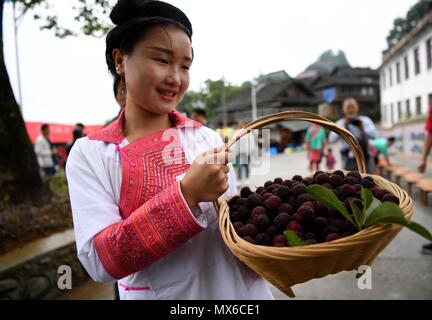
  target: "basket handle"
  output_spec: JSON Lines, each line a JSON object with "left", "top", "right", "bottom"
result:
{"left": 224, "top": 111, "right": 367, "bottom": 173}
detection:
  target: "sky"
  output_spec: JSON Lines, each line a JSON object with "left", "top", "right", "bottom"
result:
{"left": 3, "top": 0, "right": 419, "bottom": 125}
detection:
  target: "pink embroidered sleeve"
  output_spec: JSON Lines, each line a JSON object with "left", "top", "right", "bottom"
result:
{"left": 93, "top": 181, "right": 206, "bottom": 280}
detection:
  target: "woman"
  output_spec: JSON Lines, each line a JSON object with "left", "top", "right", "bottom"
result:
{"left": 66, "top": 0, "right": 273, "bottom": 300}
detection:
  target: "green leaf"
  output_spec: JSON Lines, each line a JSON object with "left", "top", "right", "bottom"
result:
{"left": 365, "top": 202, "right": 432, "bottom": 241}
{"left": 361, "top": 187, "right": 373, "bottom": 211}
{"left": 284, "top": 230, "right": 308, "bottom": 247}
{"left": 362, "top": 187, "right": 381, "bottom": 225}
{"left": 307, "top": 184, "right": 355, "bottom": 226}
{"left": 350, "top": 202, "right": 364, "bottom": 231}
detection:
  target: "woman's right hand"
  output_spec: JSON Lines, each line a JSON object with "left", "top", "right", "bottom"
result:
{"left": 180, "top": 147, "right": 233, "bottom": 208}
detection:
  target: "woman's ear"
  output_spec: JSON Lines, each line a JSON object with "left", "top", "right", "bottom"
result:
{"left": 113, "top": 49, "right": 125, "bottom": 75}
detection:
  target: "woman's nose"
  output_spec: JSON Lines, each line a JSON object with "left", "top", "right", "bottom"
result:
{"left": 166, "top": 68, "right": 181, "bottom": 86}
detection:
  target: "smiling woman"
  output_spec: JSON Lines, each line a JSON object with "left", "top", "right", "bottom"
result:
{"left": 65, "top": 0, "right": 274, "bottom": 300}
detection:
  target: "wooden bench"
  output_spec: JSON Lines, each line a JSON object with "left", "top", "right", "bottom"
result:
{"left": 393, "top": 167, "right": 411, "bottom": 186}
{"left": 416, "top": 179, "right": 432, "bottom": 206}
{"left": 384, "top": 165, "right": 402, "bottom": 180}
{"left": 402, "top": 173, "right": 423, "bottom": 195}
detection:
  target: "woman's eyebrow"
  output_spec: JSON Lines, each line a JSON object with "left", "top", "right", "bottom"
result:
{"left": 146, "top": 45, "right": 192, "bottom": 62}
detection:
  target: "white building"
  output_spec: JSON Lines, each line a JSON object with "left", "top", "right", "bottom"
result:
{"left": 380, "top": 11, "right": 432, "bottom": 128}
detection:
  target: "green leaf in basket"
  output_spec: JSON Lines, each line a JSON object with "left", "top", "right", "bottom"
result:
{"left": 361, "top": 187, "right": 381, "bottom": 226}
{"left": 364, "top": 202, "right": 432, "bottom": 241}
{"left": 307, "top": 184, "right": 355, "bottom": 227}
{"left": 284, "top": 230, "right": 308, "bottom": 247}
{"left": 350, "top": 201, "right": 364, "bottom": 231}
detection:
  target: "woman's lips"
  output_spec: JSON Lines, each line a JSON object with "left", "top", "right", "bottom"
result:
{"left": 157, "top": 89, "right": 177, "bottom": 102}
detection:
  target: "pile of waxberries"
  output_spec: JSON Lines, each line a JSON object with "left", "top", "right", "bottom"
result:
{"left": 228, "top": 170, "right": 399, "bottom": 247}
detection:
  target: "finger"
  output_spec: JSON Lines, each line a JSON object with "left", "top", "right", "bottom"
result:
{"left": 213, "top": 151, "right": 235, "bottom": 165}
{"left": 222, "top": 164, "right": 230, "bottom": 174}
{"left": 201, "top": 147, "right": 220, "bottom": 158}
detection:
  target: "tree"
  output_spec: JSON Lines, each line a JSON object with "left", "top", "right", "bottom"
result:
{"left": 179, "top": 79, "right": 250, "bottom": 121}
{"left": 0, "top": 0, "right": 114, "bottom": 204}
{"left": 385, "top": 0, "right": 432, "bottom": 52}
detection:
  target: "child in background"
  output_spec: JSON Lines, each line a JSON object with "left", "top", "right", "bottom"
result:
{"left": 326, "top": 147, "right": 336, "bottom": 170}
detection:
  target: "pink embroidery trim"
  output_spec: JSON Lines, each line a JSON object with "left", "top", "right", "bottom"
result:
{"left": 115, "top": 144, "right": 134, "bottom": 167}
{"left": 87, "top": 108, "right": 202, "bottom": 144}
{"left": 118, "top": 282, "right": 150, "bottom": 291}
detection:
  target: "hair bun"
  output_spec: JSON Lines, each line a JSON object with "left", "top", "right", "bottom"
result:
{"left": 110, "top": 0, "right": 154, "bottom": 25}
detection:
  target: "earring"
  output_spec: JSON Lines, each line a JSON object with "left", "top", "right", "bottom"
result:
{"left": 118, "top": 75, "right": 126, "bottom": 97}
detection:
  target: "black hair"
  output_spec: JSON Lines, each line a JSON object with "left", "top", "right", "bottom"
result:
{"left": 105, "top": 0, "right": 193, "bottom": 84}
{"left": 192, "top": 108, "right": 206, "bottom": 117}
{"left": 73, "top": 129, "right": 82, "bottom": 140}
{"left": 76, "top": 123, "right": 84, "bottom": 129}
{"left": 41, "top": 124, "right": 49, "bottom": 131}
{"left": 388, "top": 136, "right": 396, "bottom": 143}
{"left": 327, "top": 147, "right": 332, "bottom": 152}
{"left": 113, "top": 78, "right": 119, "bottom": 98}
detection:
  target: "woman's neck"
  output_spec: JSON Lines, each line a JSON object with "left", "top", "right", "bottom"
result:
{"left": 123, "top": 103, "right": 173, "bottom": 143}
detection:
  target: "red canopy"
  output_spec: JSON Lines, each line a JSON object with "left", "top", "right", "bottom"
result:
{"left": 25, "top": 122, "right": 104, "bottom": 144}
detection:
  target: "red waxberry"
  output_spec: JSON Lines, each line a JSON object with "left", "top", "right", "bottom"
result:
{"left": 263, "top": 195, "right": 282, "bottom": 211}
{"left": 315, "top": 173, "right": 330, "bottom": 185}
{"left": 240, "top": 186, "right": 253, "bottom": 198}
{"left": 325, "top": 233, "right": 341, "bottom": 242}
{"left": 272, "top": 234, "right": 288, "bottom": 247}
{"left": 251, "top": 206, "right": 267, "bottom": 219}
{"left": 292, "top": 183, "right": 307, "bottom": 196}
{"left": 278, "top": 203, "right": 294, "bottom": 215}
{"left": 295, "top": 206, "right": 315, "bottom": 224}
{"left": 245, "top": 193, "right": 263, "bottom": 209}
{"left": 273, "top": 213, "right": 291, "bottom": 230}
{"left": 273, "top": 177, "right": 283, "bottom": 185}
{"left": 382, "top": 193, "right": 400, "bottom": 205}
{"left": 287, "top": 221, "right": 304, "bottom": 234}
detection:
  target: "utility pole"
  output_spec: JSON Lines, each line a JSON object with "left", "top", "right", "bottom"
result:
{"left": 12, "top": 1, "right": 23, "bottom": 111}
{"left": 251, "top": 79, "right": 257, "bottom": 121}
{"left": 221, "top": 77, "right": 227, "bottom": 127}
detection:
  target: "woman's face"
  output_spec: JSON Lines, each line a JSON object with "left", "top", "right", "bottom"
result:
{"left": 116, "top": 24, "right": 192, "bottom": 115}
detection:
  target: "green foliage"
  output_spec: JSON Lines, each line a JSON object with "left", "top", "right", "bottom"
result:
{"left": 306, "top": 184, "right": 356, "bottom": 228}
{"left": 179, "top": 79, "right": 250, "bottom": 121}
{"left": 284, "top": 230, "right": 308, "bottom": 247}
{"left": 307, "top": 184, "right": 432, "bottom": 242}
{"left": 384, "top": 0, "right": 432, "bottom": 52}
{"left": 8, "top": 0, "right": 115, "bottom": 38}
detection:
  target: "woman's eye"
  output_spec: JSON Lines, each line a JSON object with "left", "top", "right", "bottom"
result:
{"left": 182, "top": 65, "right": 191, "bottom": 70}
{"left": 154, "top": 58, "right": 168, "bottom": 64}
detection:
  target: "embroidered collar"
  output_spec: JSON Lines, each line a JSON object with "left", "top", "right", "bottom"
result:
{"left": 88, "top": 108, "right": 202, "bottom": 144}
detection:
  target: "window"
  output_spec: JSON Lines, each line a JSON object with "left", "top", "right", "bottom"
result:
{"left": 390, "top": 103, "right": 394, "bottom": 125}
{"left": 382, "top": 70, "right": 386, "bottom": 89}
{"left": 404, "top": 55, "right": 409, "bottom": 79}
{"left": 406, "top": 99, "right": 411, "bottom": 118}
{"left": 389, "top": 66, "right": 393, "bottom": 86}
{"left": 396, "top": 62, "right": 401, "bottom": 83}
{"left": 414, "top": 47, "right": 420, "bottom": 75}
{"left": 416, "top": 96, "right": 422, "bottom": 115}
{"left": 397, "top": 101, "right": 402, "bottom": 121}
{"left": 427, "top": 37, "right": 432, "bottom": 69}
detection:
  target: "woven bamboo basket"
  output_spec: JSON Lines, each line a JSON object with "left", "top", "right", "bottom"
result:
{"left": 214, "top": 111, "right": 413, "bottom": 298}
